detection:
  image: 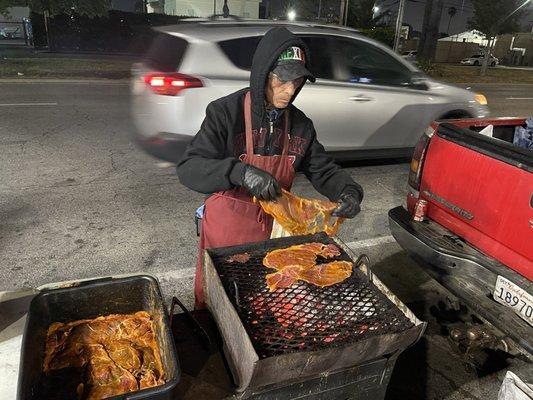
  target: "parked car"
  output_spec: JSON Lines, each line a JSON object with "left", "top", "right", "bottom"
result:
{"left": 401, "top": 50, "right": 418, "bottom": 63}
{"left": 131, "top": 20, "right": 489, "bottom": 163}
{"left": 460, "top": 54, "right": 499, "bottom": 67}
{"left": 389, "top": 118, "right": 532, "bottom": 356}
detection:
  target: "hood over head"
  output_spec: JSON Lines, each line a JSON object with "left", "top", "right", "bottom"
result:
{"left": 250, "top": 27, "right": 315, "bottom": 118}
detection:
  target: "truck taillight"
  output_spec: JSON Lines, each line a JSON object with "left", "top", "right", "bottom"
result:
{"left": 144, "top": 72, "right": 203, "bottom": 96}
{"left": 408, "top": 126, "right": 434, "bottom": 190}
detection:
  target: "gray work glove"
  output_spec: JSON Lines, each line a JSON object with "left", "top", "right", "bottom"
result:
{"left": 332, "top": 192, "right": 361, "bottom": 218}
{"left": 242, "top": 164, "right": 281, "bottom": 201}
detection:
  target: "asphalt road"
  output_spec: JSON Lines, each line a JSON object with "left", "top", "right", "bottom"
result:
{"left": 0, "top": 81, "right": 531, "bottom": 399}
{"left": 468, "top": 84, "right": 533, "bottom": 117}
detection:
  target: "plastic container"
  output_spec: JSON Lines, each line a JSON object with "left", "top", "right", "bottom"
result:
{"left": 17, "top": 275, "right": 180, "bottom": 400}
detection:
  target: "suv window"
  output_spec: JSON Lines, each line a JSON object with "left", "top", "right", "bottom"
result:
{"left": 329, "top": 37, "right": 412, "bottom": 87}
{"left": 145, "top": 33, "right": 188, "bottom": 72}
{"left": 219, "top": 36, "right": 262, "bottom": 70}
{"left": 299, "top": 36, "right": 334, "bottom": 80}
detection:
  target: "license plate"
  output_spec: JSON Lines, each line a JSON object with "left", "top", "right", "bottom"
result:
{"left": 493, "top": 275, "right": 533, "bottom": 327}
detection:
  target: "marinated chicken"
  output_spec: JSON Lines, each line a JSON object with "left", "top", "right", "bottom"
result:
{"left": 266, "top": 261, "right": 353, "bottom": 291}
{"left": 43, "top": 311, "right": 165, "bottom": 399}
{"left": 263, "top": 243, "right": 352, "bottom": 291}
{"left": 259, "top": 189, "right": 344, "bottom": 236}
{"left": 298, "top": 261, "right": 353, "bottom": 287}
{"left": 263, "top": 242, "right": 340, "bottom": 270}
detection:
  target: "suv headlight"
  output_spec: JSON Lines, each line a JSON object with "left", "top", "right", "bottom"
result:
{"left": 475, "top": 94, "right": 488, "bottom": 105}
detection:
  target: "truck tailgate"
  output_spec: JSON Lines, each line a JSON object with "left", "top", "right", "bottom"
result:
{"left": 419, "top": 124, "right": 533, "bottom": 280}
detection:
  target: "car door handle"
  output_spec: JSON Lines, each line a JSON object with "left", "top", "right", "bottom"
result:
{"left": 349, "top": 95, "right": 373, "bottom": 102}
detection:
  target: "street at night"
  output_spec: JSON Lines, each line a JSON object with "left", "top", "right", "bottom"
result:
{"left": 1, "top": 0, "right": 532, "bottom": 397}
{"left": 1, "top": 80, "right": 531, "bottom": 399}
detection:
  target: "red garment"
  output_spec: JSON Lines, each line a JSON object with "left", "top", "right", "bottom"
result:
{"left": 194, "top": 92, "right": 295, "bottom": 309}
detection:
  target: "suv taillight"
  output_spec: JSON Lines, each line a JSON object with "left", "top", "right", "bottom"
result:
{"left": 408, "top": 125, "right": 435, "bottom": 190}
{"left": 144, "top": 72, "right": 203, "bottom": 96}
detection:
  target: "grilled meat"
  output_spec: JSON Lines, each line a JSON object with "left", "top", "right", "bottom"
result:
{"left": 263, "top": 243, "right": 351, "bottom": 291}
{"left": 263, "top": 242, "right": 340, "bottom": 270}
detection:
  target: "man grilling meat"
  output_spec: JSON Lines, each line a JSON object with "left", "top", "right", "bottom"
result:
{"left": 177, "top": 27, "right": 364, "bottom": 309}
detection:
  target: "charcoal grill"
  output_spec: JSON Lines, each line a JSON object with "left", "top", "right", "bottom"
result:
{"left": 203, "top": 233, "right": 426, "bottom": 396}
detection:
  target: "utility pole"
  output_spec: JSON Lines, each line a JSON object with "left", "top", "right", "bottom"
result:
{"left": 318, "top": 0, "right": 322, "bottom": 20}
{"left": 339, "top": 0, "right": 346, "bottom": 25}
{"left": 419, "top": 0, "right": 444, "bottom": 61}
{"left": 344, "top": 0, "right": 350, "bottom": 25}
{"left": 43, "top": 9, "right": 51, "bottom": 50}
{"left": 393, "top": 0, "right": 406, "bottom": 52}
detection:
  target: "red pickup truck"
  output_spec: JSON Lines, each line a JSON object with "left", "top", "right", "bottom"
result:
{"left": 389, "top": 118, "right": 532, "bottom": 356}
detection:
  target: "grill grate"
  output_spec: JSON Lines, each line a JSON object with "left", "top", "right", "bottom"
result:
{"left": 210, "top": 238, "right": 413, "bottom": 359}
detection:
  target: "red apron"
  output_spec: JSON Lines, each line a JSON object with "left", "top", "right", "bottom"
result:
{"left": 194, "top": 92, "right": 296, "bottom": 309}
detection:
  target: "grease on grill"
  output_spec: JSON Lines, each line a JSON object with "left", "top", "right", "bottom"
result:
{"left": 212, "top": 240, "right": 413, "bottom": 359}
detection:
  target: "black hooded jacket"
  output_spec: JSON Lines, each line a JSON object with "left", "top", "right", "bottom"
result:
{"left": 176, "top": 27, "right": 363, "bottom": 203}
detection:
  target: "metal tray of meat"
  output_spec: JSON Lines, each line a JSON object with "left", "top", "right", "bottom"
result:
{"left": 203, "top": 233, "right": 426, "bottom": 395}
{"left": 17, "top": 275, "right": 180, "bottom": 400}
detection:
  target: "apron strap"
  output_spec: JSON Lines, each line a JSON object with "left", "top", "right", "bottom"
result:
{"left": 244, "top": 91, "right": 254, "bottom": 157}
{"left": 244, "top": 91, "right": 291, "bottom": 157}
{"left": 281, "top": 111, "right": 290, "bottom": 156}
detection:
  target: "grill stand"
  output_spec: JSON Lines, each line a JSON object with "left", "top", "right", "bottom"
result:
{"left": 203, "top": 234, "right": 427, "bottom": 396}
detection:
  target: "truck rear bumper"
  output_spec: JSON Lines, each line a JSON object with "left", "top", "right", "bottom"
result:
{"left": 388, "top": 206, "right": 532, "bottom": 355}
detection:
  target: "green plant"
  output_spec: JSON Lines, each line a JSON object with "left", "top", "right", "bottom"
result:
{"left": 417, "top": 58, "right": 443, "bottom": 77}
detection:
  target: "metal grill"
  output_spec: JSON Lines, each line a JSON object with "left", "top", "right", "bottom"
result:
{"left": 211, "top": 238, "right": 413, "bottom": 359}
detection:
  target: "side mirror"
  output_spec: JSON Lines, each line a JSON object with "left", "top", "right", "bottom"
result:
{"left": 410, "top": 72, "right": 429, "bottom": 90}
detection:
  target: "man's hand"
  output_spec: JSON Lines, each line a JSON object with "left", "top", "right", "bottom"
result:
{"left": 332, "top": 193, "right": 361, "bottom": 218}
{"left": 242, "top": 165, "right": 281, "bottom": 201}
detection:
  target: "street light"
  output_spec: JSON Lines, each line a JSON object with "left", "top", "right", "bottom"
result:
{"left": 373, "top": 6, "right": 379, "bottom": 13}
{"left": 287, "top": 10, "right": 296, "bottom": 21}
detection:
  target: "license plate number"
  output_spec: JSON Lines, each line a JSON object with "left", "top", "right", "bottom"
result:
{"left": 493, "top": 275, "right": 533, "bottom": 327}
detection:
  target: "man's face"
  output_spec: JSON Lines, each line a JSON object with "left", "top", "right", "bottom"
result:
{"left": 265, "top": 73, "right": 305, "bottom": 109}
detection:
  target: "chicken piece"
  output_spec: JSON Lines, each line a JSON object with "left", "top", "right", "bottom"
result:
{"left": 43, "top": 311, "right": 165, "bottom": 399}
{"left": 84, "top": 344, "right": 138, "bottom": 399}
{"left": 259, "top": 189, "right": 345, "bottom": 236}
{"left": 265, "top": 265, "right": 303, "bottom": 291}
{"left": 263, "top": 242, "right": 350, "bottom": 291}
{"left": 263, "top": 242, "right": 340, "bottom": 270}
{"left": 266, "top": 261, "right": 353, "bottom": 291}
{"left": 298, "top": 261, "right": 353, "bottom": 287}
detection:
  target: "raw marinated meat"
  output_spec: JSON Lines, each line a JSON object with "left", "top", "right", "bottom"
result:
{"left": 263, "top": 242, "right": 340, "bottom": 270}
{"left": 259, "top": 189, "right": 344, "bottom": 236}
{"left": 43, "top": 311, "right": 165, "bottom": 399}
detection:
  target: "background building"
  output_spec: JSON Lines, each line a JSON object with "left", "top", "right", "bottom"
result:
{"left": 165, "top": 0, "right": 261, "bottom": 18}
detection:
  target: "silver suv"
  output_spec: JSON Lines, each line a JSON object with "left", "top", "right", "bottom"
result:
{"left": 131, "top": 20, "right": 489, "bottom": 162}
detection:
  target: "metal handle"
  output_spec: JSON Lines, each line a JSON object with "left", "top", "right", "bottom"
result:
{"left": 169, "top": 296, "right": 212, "bottom": 349}
{"left": 349, "top": 95, "right": 373, "bottom": 102}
